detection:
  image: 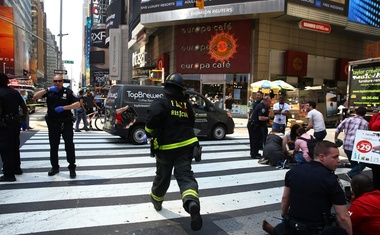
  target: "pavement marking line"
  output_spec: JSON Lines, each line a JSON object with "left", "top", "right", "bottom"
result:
{"left": 1, "top": 159, "right": 269, "bottom": 184}
{"left": 0, "top": 187, "right": 283, "bottom": 235}
{"left": 0, "top": 170, "right": 286, "bottom": 204}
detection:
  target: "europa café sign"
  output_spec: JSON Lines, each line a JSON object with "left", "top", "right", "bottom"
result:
{"left": 298, "top": 20, "right": 331, "bottom": 33}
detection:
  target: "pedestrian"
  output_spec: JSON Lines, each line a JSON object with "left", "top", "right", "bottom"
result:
{"left": 247, "top": 95, "right": 271, "bottom": 159}
{"left": 75, "top": 90, "right": 89, "bottom": 132}
{"left": 272, "top": 94, "right": 291, "bottom": 133}
{"left": 367, "top": 109, "right": 380, "bottom": 190}
{"left": 293, "top": 127, "right": 313, "bottom": 164}
{"left": 335, "top": 106, "right": 368, "bottom": 180}
{"left": 247, "top": 96, "right": 254, "bottom": 119}
{"left": 260, "top": 128, "right": 288, "bottom": 166}
{"left": 84, "top": 89, "right": 99, "bottom": 129}
{"left": 348, "top": 174, "right": 380, "bottom": 235}
{"left": 0, "top": 73, "right": 28, "bottom": 181}
{"left": 33, "top": 75, "right": 80, "bottom": 178}
{"left": 145, "top": 73, "right": 202, "bottom": 231}
{"left": 263, "top": 141, "right": 352, "bottom": 235}
{"left": 305, "top": 101, "right": 327, "bottom": 141}
{"left": 224, "top": 93, "right": 234, "bottom": 113}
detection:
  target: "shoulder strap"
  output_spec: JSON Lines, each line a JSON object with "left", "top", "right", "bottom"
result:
{"left": 298, "top": 136, "right": 308, "bottom": 142}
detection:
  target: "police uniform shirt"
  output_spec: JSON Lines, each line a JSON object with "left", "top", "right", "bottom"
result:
{"left": 44, "top": 88, "right": 78, "bottom": 119}
{"left": 285, "top": 161, "right": 346, "bottom": 225}
{"left": 0, "top": 87, "right": 25, "bottom": 116}
{"left": 252, "top": 102, "right": 269, "bottom": 126}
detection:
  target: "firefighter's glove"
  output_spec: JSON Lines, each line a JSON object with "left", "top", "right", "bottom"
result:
{"left": 48, "top": 86, "right": 59, "bottom": 93}
{"left": 192, "top": 145, "right": 202, "bottom": 162}
{"left": 54, "top": 106, "right": 65, "bottom": 113}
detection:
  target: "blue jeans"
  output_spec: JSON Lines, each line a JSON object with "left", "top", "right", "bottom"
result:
{"left": 345, "top": 149, "right": 366, "bottom": 178}
{"left": 75, "top": 111, "right": 88, "bottom": 131}
{"left": 313, "top": 130, "right": 327, "bottom": 141}
{"left": 272, "top": 122, "right": 286, "bottom": 133}
{"left": 294, "top": 151, "right": 306, "bottom": 165}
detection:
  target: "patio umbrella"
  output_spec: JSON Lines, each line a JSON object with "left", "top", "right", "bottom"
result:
{"left": 272, "top": 80, "right": 295, "bottom": 90}
{"left": 250, "top": 80, "right": 281, "bottom": 93}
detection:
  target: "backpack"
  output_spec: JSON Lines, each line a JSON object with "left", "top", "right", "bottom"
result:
{"left": 298, "top": 136, "right": 318, "bottom": 158}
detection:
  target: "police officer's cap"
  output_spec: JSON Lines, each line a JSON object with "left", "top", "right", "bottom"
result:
{"left": 164, "top": 73, "right": 186, "bottom": 91}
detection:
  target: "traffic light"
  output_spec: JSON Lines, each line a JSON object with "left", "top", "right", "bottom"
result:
{"left": 195, "top": 0, "right": 204, "bottom": 10}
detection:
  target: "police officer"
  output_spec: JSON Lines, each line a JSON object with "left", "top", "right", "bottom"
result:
{"left": 145, "top": 73, "right": 202, "bottom": 231}
{"left": 248, "top": 96, "right": 271, "bottom": 159}
{"left": 33, "top": 75, "right": 80, "bottom": 178}
{"left": 0, "top": 73, "right": 27, "bottom": 181}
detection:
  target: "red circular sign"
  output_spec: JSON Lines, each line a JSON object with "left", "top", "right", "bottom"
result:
{"left": 157, "top": 60, "right": 163, "bottom": 70}
{"left": 356, "top": 140, "right": 372, "bottom": 153}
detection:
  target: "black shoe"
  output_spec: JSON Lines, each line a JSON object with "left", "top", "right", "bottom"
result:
{"left": 189, "top": 201, "right": 202, "bottom": 231}
{"left": 0, "top": 175, "right": 16, "bottom": 182}
{"left": 150, "top": 195, "right": 162, "bottom": 211}
{"left": 75, "top": 130, "right": 81, "bottom": 132}
{"left": 14, "top": 168, "right": 23, "bottom": 175}
{"left": 69, "top": 169, "right": 76, "bottom": 179}
{"left": 48, "top": 168, "right": 59, "bottom": 176}
{"left": 251, "top": 154, "right": 262, "bottom": 159}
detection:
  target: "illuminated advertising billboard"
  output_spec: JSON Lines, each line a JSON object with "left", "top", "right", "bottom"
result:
{"left": 141, "top": 0, "right": 260, "bottom": 14}
{"left": 348, "top": 0, "right": 379, "bottom": 27}
{"left": 176, "top": 20, "right": 251, "bottom": 74}
{"left": 287, "top": 0, "right": 348, "bottom": 16}
{"left": 105, "top": 0, "right": 124, "bottom": 44}
{"left": 0, "top": 6, "right": 15, "bottom": 74}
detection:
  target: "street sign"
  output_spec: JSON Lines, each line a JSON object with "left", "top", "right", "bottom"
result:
{"left": 63, "top": 60, "right": 74, "bottom": 64}
{"left": 54, "top": 69, "right": 67, "bottom": 74}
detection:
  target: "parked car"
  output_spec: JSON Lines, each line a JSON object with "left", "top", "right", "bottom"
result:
{"left": 103, "top": 84, "right": 235, "bottom": 144}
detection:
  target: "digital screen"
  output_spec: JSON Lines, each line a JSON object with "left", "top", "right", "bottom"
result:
{"left": 348, "top": 0, "right": 380, "bottom": 27}
{"left": 348, "top": 62, "right": 380, "bottom": 108}
{"left": 287, "top": 0, "right": 348, "bottom": 16}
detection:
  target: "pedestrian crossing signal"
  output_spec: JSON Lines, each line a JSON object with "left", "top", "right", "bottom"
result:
{"left": 195, "top": 0, "right": 204, "bottom": 10}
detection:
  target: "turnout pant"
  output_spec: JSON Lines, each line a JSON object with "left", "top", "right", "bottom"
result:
{"left": 151, "top": 147, "right": 200, "bottom": 212}
{"left": 0, "top": 123, "right": 21, "bottom": 176}
{"left": 47, "top": 121, "right": 76, "bottom": 169}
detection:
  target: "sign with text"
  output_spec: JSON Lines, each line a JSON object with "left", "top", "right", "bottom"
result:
{"left": 298, "top": 20, "right": 331, "bottom": 33}
{"left": 352, "top": 130, "right": 380, "bottom": 165}
{"left": 54, "top": 70, "right": 67, "bottom": 74}
{"left": 176, "top": 20, "right": 251, "bottom": 74}
{"left": 288, "top": 0, "right": 348, "bottom": 16}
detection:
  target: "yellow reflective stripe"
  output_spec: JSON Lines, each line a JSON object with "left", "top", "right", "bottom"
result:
{"left": 151, "top": 192, "right": 164, "bottom": 202}
{"left": 145, "top": 126, "right": 154, "bottom": 134}
{"left": 159, "top": 137, "right": 198, "bottom": 150}
{"left": 182, "top": 189, "right": 199, "bottom": 199}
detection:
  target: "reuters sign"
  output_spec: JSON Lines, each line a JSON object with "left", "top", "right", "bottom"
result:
{"left": 298, "top": 20, "right": 331, "bottom": 33}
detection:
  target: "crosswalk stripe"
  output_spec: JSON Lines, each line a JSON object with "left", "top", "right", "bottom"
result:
{"left": 1, "top": 130, "right": 353, "bottom": 234}
{"left": 0, "top": 187, "right": 283, "bottom": 235}
{"left": 0, "top": 170, "right": 286, "bottom": 205}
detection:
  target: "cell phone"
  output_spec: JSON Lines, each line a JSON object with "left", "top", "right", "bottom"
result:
{"left": 344, "top": 186, "right": 352, "bottom": 200}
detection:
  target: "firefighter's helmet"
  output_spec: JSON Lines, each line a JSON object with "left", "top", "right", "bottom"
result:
{"left": 164, "top": 73, "right": 186, "bottom": 90}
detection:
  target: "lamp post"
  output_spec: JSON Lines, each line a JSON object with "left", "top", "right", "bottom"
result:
{"left": 57, "top": 0, "right": 68, "bottom": 69}
{"left": 2, "top": 62, "right": 5, "bottom": 73}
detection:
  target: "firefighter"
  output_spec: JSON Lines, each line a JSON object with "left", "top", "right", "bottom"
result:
{"left": 145, "top": 73, "right": 202, "bottom": 231}
{"left": 33, "top": 75, "right": 80, "bottom": 178}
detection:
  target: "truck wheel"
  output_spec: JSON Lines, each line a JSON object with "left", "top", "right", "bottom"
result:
{"left": 211, "top": 124, "right": 226, "bottom": 140}
{"left": 130, "top": 125, "right": 146, "bottom": 145}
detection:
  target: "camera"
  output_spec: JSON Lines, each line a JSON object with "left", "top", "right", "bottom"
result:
{"left": 344, "top": 186, "right": 352, "bottom": 201}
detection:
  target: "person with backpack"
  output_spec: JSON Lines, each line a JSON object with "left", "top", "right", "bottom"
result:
{"left": 293, "top": 127, "right": 315, "bottom": 164}
{"left": 335, "top": 106, "right": 368, "bottom": 180}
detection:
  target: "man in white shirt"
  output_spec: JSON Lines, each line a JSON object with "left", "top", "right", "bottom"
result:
{"left": 272, "top": 94, "right": 291, "bottom": 133}
{"left": 305, "top": 101, "right": 327, "bottom": 141}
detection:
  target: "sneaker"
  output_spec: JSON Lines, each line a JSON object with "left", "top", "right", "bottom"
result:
{"left": 69, "top": 169, "right": 76, "bottom": 179}
{"left": 258, "top": 157, "right": 269, "bottom": 164}
{"left": 262, "top": 220, "right": 275, "bottom": 235}
{"left": 189, "top": 201, "right": 202, "bottom": 231}
{"left": 251, "top": 154, "right": 262, "bottom": 159}
{"left": 150, "top": 195, "right": 162, "bottom": 211}
{"left": 48, "top": 168, "right": 59, "bottom": 176}
{"left": 0, "top": 175, "right": 16, "bottom": 182}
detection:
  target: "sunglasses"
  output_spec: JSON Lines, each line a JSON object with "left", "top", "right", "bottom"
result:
{"left": 53, "top": 80, "right": 63, "bottom": 83}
